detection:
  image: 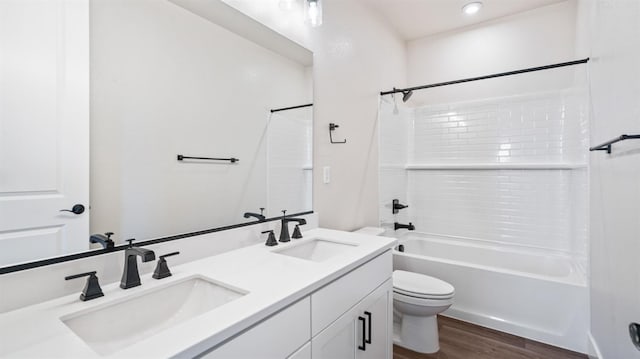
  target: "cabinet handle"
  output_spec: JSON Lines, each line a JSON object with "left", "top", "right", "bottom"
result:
{"left": 364, "top": 311, "right": 372, "bottom": 344}
{"left": 358, "top": 316, "right": 366, "bottom": 351}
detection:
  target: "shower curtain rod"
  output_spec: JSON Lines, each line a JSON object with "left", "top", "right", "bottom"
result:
{"left": 380, "top": 58, "right": 590, "bottom": 96}
{"left": 270, "top": 103, "right": 313, "bottom": 113}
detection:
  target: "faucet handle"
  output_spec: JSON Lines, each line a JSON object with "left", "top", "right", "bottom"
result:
{"left": 65, "top": 271, "right": 104, "bottom": 301}
{"left": 105, "top": 232, "right": 114, "bottom": 239}
{"left": 126, "top": 238, "right": 136, "bottom": 247}
{"left": 262, "top": 230, "right": 278, "bottom": 246}
{"left": 153, "top": 252, "right": 180, "bottom": 280}
{"left": 160, "top": 252, "right": 180, "bottom": 259}
{"left": 292, "top": 224, "right": 304, "bottom": 239}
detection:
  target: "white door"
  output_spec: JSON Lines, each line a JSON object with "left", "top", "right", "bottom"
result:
{"left": 0, "top": 0, "right": 89, "bottom": 266}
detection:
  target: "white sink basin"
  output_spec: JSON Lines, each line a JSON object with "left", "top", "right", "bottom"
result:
{"left": 61, "top": 276, "right": 247, "bottom": 356}
{"left": 273, "top": 238, "right": 358, "bottom": 262}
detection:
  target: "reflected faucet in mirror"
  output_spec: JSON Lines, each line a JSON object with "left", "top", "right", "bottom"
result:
{"left": 89, "top": 232, "right": 115, "bottom": 249}
{"left": 243, "top": 208, "right": 266, "bottom": 222}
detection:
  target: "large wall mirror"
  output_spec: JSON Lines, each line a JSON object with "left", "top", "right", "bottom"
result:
{"left": 0, "top": 0, "right": 313, "bottom": 268}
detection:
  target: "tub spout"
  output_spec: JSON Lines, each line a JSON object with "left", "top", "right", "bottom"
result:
{"left": 394, "top": 222, "right": 415, "bottom": 231}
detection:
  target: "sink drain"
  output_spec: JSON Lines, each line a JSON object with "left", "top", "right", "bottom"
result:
{"left": 630, "top": 322, "right": 640, "bottom": 351}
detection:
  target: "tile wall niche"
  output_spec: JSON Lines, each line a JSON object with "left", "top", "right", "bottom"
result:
{"left": 379, "top": 89, "right": 589, "bottom": 256}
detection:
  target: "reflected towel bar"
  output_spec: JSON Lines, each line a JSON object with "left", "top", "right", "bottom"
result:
{"left": 270, "top": 103, "right": 313, "bottom": 113}
{"left": 589, "top": 134, "right": 640, "bottom": 154}
{"left": 177, "top": 155, "right": 239, "bottom": 163}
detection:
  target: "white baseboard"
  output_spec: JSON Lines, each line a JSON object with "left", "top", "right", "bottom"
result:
{"left": 588, "top": 332, "right": 603, "bottom": 359}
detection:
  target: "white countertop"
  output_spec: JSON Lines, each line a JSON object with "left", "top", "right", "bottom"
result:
{"left": 0, "top": 228, "right": 396, "bottom": 358}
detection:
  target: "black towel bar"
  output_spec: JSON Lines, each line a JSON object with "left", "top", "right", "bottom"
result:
{"left": 177, "top": 155, "right": 239, "bottom": 163}
{"left": 589, "top": 134, "right": 640, "bottom": 154}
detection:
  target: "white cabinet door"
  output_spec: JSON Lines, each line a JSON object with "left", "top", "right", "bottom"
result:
{"left": 0, "top": 0, "right": 90, "bottom": 266}
{"left": 357, "top": 279, "right": 392, "bottom": 359}
{"left": 312, "top": 279, "right": 393, "bottom": 359}
{"left": 311, "top": 307, "right": 357, "bottom": 359}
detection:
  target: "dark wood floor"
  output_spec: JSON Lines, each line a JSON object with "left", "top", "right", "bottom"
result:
{"left": 393, "top": 316, "right": 588, "bottom": 359}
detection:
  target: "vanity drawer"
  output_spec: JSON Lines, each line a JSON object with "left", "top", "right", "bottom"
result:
{"left": 201, "top": 297, "right": 311, "bottom": 358}
{"left": 311, "top": 250, "right": 392, "bottom": 335}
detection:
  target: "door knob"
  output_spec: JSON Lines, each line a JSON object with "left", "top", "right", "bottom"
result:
{"left": 60, "top": 204, "right": 85, "bottom": 215}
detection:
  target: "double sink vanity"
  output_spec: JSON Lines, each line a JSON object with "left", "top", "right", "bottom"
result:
{"left": 0, "top": 228, "right": 397, "bottom": 358}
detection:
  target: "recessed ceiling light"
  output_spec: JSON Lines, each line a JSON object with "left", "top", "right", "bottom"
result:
{"left": 462, "top": 1, "right": 483, "bottom": 15}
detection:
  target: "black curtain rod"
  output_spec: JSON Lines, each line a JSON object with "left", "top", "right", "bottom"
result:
{"left": 380, "top": 58, "right": 590, "bottom": 96}
{"left": 270, "top": 103, "right": 313, "bottom": 113}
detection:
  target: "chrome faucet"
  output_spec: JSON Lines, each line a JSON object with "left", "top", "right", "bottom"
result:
{"left": 120, "top": 239, "right": 155, "bottom": 289}
{"left": 279, "top": 210, "right": 307, "bottom": 242}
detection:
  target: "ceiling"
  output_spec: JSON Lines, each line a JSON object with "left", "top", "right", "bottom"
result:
{"left": 358, "top": 0, "right": 568, "bottom": 40}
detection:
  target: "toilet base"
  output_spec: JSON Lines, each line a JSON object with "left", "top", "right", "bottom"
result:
{"left": 396, "top": 314, "right": 440, "bottom": 354}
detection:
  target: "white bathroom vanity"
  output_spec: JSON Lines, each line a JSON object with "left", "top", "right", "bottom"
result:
{"left": 0, "top": 228, "right": 396, "bottom": 358}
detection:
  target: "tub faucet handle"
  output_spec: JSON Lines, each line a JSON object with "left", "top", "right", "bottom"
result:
{"left": 392, "top": 199, "right": 409, "bottom": 214}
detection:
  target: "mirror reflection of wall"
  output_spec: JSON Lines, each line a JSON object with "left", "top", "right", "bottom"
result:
{"left": 267, "top": 106, "right": 313, "bottom": 215}
{"left": 90, "top": 0, "right": 313, "bottom": 243}
{"left": 0, "top": 0, "right": 313, "bottom": 268}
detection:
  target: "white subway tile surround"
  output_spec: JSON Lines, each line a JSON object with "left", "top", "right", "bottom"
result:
{"left": 410, "top": 91, "right": 588, "bottom": 164}
{"left": 380, "top": 89, "right": 589, "bottom": 256}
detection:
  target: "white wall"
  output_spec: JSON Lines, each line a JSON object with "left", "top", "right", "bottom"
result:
{"left": 222, "top": 0, "right": 407, "bottom": 231}
{"left": 586, "top": 0, "right": 640, "bottom": 357}
{"left": 407, "top": 1, "right": 581, "bottom": 106}
{"left": 90, "top": 0, "right": 311, "bottom": 241}
{"left": 309, "top": 1, "right": 406, "bottom": 230}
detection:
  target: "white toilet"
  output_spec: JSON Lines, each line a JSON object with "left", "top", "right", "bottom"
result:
{"left": 393, "top": 270, "right": 455, "bottom": 354}
{"left": 352, "top": 228, "right": 455, "bottom": 353}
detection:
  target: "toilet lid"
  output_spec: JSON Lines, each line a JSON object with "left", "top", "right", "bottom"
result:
{"left": 393, "top": 270, "right": 454, "bottom": 298}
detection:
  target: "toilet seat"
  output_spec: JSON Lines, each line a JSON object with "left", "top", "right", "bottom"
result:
{"left": 393, "top": 270, "right": 454, "bottom": 300}
{"left": 393, "top": 291, "right": 454, "bottom": 307}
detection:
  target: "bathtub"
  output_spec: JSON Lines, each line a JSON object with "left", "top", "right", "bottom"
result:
{"left": 390, "top": 232, "right": 588, "bottom": 353}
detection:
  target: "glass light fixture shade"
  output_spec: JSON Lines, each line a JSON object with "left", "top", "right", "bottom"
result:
{"left": 304, "top": 0, "right": 323, "bottom": 27}
{"left": 462, "top": 2, "right": 483, "bottom": 15}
